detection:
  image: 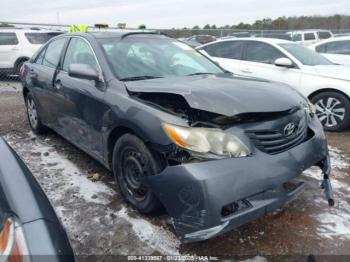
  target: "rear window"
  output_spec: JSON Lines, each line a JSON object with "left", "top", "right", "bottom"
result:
{"left": 0, "top": 32, "right": 18, "bottom": 45}
{"left": 25, "top": 32, "right": 62, "bottom": 44}
{"left": 317, "top": 31, "right": 332, "bottom": 40}
{"left": 292, "top": 34, "right": 302, "bottom": 42}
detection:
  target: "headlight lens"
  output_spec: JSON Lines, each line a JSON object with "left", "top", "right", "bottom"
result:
{"left": 162, "top": 123, "right": 250, "bottom": 158}
{"left": 305, "top": 101, "right": 316, "bottom": 116}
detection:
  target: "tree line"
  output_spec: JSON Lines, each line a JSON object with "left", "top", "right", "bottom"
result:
{"left": 187, "top": 15, "right": 350, "bottom": 30}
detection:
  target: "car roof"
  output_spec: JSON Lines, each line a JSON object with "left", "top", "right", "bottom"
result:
{"left": 88, "top": 30, "right": 160, "bottom": 39}
{"left": 217, "top": 37, "right": 292, "bottom": 44}
{"left": 310, "top": 36, "right": 350, "bottom": 47}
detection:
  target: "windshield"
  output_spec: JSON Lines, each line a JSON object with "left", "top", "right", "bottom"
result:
{"left": 100, "top": 35, "right": 223, "bottom": 80}
{"left": 25, "top": 32, "right": 62, "bottom": 44}
{"left": 279, "top": 43, "right": 334, "bottom": 66}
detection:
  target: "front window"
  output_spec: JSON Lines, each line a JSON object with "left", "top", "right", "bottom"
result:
{"left": 63, "top": 38, "right": 98, "bottom": 72}
{"left": 304, "top": 33, "right": 316, "bottom": 41}
{"left": 25, "top": 32, "right": 62, "bottom": 44}
{"left": 279, "top": 43, "right": 334, "bottom": 66}
{"left": 244, "top": 41, "right": 286, "bottom": 64}
{"left": 100, "top": 35, "right": 223, "bottom": 80}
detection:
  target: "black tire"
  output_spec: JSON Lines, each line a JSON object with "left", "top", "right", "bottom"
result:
{"left": 310, "top": 91, "right": 350, "bottom": 131}
{"left": 112, "top": 134, "right": 163, "bottom": 213}
{"left": 25, "top": 92, "right": 48, "bottom": 134}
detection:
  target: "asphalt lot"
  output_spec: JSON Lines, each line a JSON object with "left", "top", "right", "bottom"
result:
{"left": 1, "top": 80, "right": 350, "bottom": 261}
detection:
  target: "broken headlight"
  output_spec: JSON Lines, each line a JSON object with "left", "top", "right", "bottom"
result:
{"left": 305, "top": 101, "right": 316, "bottom": 117}
{"left": 162, "top": 123, "right": 250, "bottom": 159}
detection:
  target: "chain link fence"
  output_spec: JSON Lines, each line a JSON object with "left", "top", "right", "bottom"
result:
{"left": 1, "top": 21, "right": 350, "bottom": 85}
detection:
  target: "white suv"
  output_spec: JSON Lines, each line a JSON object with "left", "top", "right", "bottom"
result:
{"left": 0, "top": 28, "right": 62, "bottom": 75}
{"left": 288, "top": 30, "right": 333, "bottom": 46}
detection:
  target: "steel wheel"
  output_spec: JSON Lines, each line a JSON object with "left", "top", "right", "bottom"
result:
{"left": 315, "top": 97, "right": 345, "bottom": 128}
{"left": 121, "top": 147, "right": 149, "bottom": 202}
{"left": 27, "top": 96, "right": 38, "bottom": 129}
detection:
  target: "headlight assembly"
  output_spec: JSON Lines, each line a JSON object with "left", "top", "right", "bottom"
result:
{"left": 162, "top": 123, "right": 250, "bottom": 159}
{"left": 305, "top": 101, "right": 316, "bottom": 116}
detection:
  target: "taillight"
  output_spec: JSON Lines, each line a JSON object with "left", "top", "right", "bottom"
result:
{"left": 19, "top": 64, "right": 25, "bottom": 79}
{"left": 0, "top": 217, "right": 29, "bottom": 262}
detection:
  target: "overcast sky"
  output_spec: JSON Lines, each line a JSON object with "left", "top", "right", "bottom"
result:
{"left": 1, "top": 0, "right": 349, "bottom": 28}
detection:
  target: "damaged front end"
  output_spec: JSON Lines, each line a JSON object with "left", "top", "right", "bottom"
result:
{"left": 126, "top": 78, "right": 334, "bottom": 242}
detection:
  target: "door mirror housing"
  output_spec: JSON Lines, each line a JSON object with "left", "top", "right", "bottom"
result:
{"left": 274, "top": 57, "right": 294, "bottom": 68}
{"left": 68, "top": 64, "right": 100, "bottom": 81}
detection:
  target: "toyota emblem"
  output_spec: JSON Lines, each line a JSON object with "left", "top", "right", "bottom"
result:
{"left": 284, "top": 122, "right": 296, "bottom": 137}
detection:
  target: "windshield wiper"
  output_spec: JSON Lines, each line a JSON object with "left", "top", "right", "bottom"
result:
{"left": 186, "top": 72, "right": 215, "bottom": 76}
{"left": 120, "top": 76, "right": 163, "bottom": 81}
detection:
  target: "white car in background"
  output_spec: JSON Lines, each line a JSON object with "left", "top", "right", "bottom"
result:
{"left": 0, "top": 28, "right": 62, "bottom": 75}
{"left": 197, "top": 38, "right": 350, "bottom": 131}
{"left": 309, "top": 36, "right": 350, "bottom": 66}
{"left": 288, "top": 30, "right": 333, "bottom": 46}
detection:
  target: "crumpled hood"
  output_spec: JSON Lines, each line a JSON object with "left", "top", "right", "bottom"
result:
{"left": 313, "top": 65, "right": 350, "bottom": 81}
{"left": 125, "top": 74, "right": 306, "bottom": 116}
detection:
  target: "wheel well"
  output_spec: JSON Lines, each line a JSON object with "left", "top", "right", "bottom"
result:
{"left": 107, "top": 126, "right": 135, "bottom": 169}
{"left": 14, "top": 57, "right": 29, "bottom": 68}
{"left": 308, "top": 88, "right": 350, "bottom": 102}
{"left": 22, "top": 86, "right": 29, "bottom": 101}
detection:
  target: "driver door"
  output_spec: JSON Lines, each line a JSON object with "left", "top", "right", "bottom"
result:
{"left": 239, "top": 41, "right": 302, "bottom": 89}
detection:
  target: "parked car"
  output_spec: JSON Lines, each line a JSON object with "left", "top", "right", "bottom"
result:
{"left": 0, "top": 28, "right": 62, "bottom": 75}
{"left": 0, "top": 138, "right": 74, "bottom": 261}
{"left": 288, "top": 30, "right": 333, "bottom": 46}
{"left": 182, "top": 35, "right": 216, "bottom": 47}
{"left": 198, "top": 38, "right": 350, "bottom": 131}
{"left": 334, "top": 33, "right": 350, "bottom": 37}
{"left": 309, "top": 36, "right": 350, "bottom": 66}
{"left": 256, "top": 33, "right": 292, "bottom": 41}
{"left": 21, "top": 31, "right": 333, "bottom": 242}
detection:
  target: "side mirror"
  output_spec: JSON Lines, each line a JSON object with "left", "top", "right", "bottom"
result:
{"left": 68, "top": 64, "right": 100, "bottom": 81}
{"left": 274, "top": 57, "right": 294, "bottom": 68}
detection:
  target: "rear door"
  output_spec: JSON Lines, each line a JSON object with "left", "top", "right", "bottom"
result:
{"left": 0, "top": 32, "right": 21, "bottom": 69}
{"left": 54, "top": 37, "right": 108, "bottom": 160}
{"left": 199, "top": 40, "right": 244, "bottom": 73}
{"left": 27, "top": 38, "right": 67, "bottom": 128}
{"left": 240, "top": 41, "right": 302, "bottom": 88}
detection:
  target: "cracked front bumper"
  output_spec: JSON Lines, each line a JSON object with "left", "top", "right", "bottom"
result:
{"left": 144, "top": 118, "right": 330, "bottom": 242}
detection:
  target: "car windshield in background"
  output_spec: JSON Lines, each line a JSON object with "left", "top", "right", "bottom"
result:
{"left": 25, "top": 32, "right": 62, "bottom": 44}
{"left": 100, "top": 36, "right": 223, "bottom": 80}
{"left": 279, "top": 43, "right": 334, "bottom": 66}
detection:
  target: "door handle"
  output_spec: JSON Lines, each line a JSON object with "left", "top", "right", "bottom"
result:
{"left": 54, "top": 79, "right": 62, "bottom": 90}
{"left": 11, "top": 47, "right": 19, "bottom": 51}
{"left": 241, "top": 68, "right": 252, "bottom": 74}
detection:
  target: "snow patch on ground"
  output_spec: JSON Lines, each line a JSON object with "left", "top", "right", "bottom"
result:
{"left": 4, "top": 133, "right": 180, "bottom": 255}
{"left": 240, "top": 256, "right": 268, "bottom": 262}
{"left": 117, "top": 207, "right": 180, "bottom": 255}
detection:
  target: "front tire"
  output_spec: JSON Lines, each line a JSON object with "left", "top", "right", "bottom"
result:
{"left": 112, "top": 134, "right": 163, "bottom": 213}
{"left": 311, "top": 91, "right": 350, "bottom": 131}
{"left": 26, "top": 92, "right": 48, "bottom": 134}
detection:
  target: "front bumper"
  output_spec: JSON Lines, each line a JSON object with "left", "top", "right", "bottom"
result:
{"left": 144, "top": 117, "right": 330, "bottom": 242}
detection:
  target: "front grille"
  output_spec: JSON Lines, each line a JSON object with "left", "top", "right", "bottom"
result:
{"left": 246, "top": 115, "right": 308, "bottom": 155}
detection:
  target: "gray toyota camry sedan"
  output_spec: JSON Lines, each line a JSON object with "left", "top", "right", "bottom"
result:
{"left": 20, "top": 31, "right": 334, "bottom": 242}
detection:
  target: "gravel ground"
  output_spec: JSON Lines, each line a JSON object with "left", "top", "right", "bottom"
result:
{"left": 1, "top": 81, "right": 350, "bottom": 260}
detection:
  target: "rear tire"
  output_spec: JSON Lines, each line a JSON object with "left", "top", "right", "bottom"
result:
{"left": 310, "top": 91, "right": 350, "bottom": 131}
{"left": 26, "top": 92, "right": 48, "bottom": 134}
{"left": 112, "top": 134, "right": 163, "bottom": 213}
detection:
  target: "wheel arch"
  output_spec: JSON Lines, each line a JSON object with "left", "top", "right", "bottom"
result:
{"left": 308, "top": 88, "right": 350, "bottom": 103}
{"left": 14, "top": 56, "right": 30, "bottom": 69}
